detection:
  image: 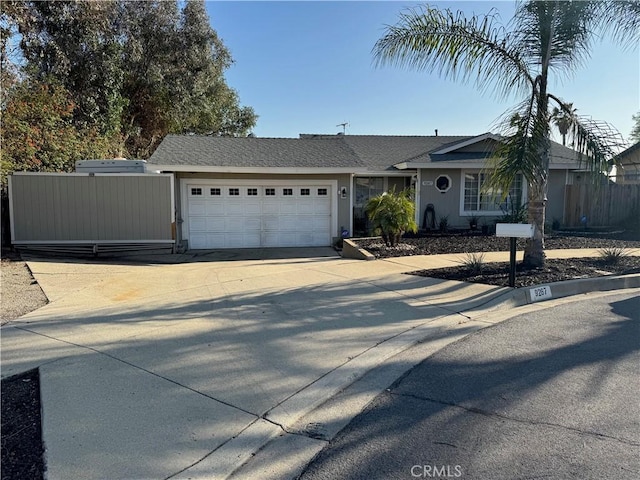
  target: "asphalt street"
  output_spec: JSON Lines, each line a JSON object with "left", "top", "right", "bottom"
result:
{"left": 299, "top": 291, "right": 640, "bottom": 480}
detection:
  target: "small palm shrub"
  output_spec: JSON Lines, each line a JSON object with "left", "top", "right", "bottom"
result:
{"left": 598, "top": 247, "right": 628, "bottom": 265}
{"left": 365, "top": 187, "right": 418, "bottom": 247}
{"left": 459, "top": 252, "right": 486, "bottom": 274}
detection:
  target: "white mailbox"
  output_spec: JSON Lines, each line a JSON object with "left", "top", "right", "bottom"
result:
{"left": 496, "top": 223, "right": 535, "bottom": 238}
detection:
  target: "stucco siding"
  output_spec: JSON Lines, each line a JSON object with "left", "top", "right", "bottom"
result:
{"left": 547, "top": 170, "right": 567, "bottom": 225}
{"left": 419, "top": 169, "right": 466, "bottom": 228}
{"left": 10, "top": 173, "right": 173, "bottom": 243}
{"left": 418, "top": 168, "right": 569, "bottom": 229}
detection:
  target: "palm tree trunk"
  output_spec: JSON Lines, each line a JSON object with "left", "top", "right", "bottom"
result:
{"left": 523, "top": 185, "right": 546, "bottom": 268}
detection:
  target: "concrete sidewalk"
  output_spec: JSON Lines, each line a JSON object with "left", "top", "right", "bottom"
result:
{"left": 1, "top": 247, "right": 639, "bottom": 479}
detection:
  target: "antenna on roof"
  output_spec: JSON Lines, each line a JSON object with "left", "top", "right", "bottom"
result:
{"left": 336, "top": 122, "right": 349, "bottom": 135}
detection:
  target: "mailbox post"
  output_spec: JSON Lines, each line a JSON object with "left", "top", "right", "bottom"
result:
{"left": 495, "top": 223, "right": 535, "bottom": 288}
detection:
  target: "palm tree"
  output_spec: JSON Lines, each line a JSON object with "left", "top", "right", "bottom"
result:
{"left": 551, "top": 103, "right": 576, "bottom": 146}
{"left": 373, "top": 1, "right": 637, "bottom": 268}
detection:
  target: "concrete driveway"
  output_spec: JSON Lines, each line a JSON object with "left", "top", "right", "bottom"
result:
{"left": 1, "top": 248, "right": 638, "bottom": 479}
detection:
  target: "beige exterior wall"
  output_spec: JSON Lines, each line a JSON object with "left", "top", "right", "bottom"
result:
{"left": 9, "top": 173, "right": 173, "bottom": 243}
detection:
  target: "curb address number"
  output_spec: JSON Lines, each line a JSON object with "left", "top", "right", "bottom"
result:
{"left": 530, "top": 286, "right": 552, "bottom": 302}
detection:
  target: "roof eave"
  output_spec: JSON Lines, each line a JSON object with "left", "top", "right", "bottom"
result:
{"left": 431, "top": 132, "right": 501, "bottom": 154}
{"left": 398, "top": 161, "right": 580, "bottom": 170}
{"left": 147, "top": 165, "right": 368, "bottom": 174}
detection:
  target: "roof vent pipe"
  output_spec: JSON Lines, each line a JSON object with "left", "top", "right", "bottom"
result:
{"left": 435, "top": 129, "right": 438, "bottom": 136}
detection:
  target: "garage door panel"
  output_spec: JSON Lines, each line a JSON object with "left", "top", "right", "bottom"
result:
{"left": 262, "top": 216, "right": 279, "bottom": 231}
{"left": 278, "top": 216, "right": 298, "bottom": 231}
{"left": 205, "top": 203, "right": 225, "bottom": 215}
{"left": 313, "top": 217, "right": 331, "bottom": 230}
{"left": 226, "top": 203, "right": 246, "bottom": 215}
{"left": 190, "top": 218, "right": 207, "bottom": 232}
{"left": 296, "top": 217, "right": 314, "bottom": 230}
{"left": 279, "top": 203, "right": 297, "bottom": 214}
{"left": 243, "top": 233, "right": 261, "bottom": 247}
{"left": 296, "top": 201, "right": 315, "bottom": 214}
{"left": 187, "top": 183, "right": 333, "bottom": 249}
{"left": 243, "top": 217, "right": 262, "bottom": 231}
{"left": 189, "top": 202, "right": 206, "bottom": 216}
{"left": 243, "top": 202, "right": 261, "bottom": 214}
{"left": 262, "top": 202, "right": 280, "bottom": 214}
{"left": 205, "top": 218, "right": 225, "bottom": 232}
{"left": 314, "top": 201, "right": 331, "bottom": 214}
{"left": 190, "top": 233, "right": 208, "bottom": 249}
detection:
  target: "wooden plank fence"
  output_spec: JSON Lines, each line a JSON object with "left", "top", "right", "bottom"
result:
{"left": 564, "top": 183, "right": 640, "bottom": 228}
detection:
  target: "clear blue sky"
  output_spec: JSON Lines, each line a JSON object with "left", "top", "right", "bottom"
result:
{"left": 206, "top": 1, "right": 639, "bottom": 144}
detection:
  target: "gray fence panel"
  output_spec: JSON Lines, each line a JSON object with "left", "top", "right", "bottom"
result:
{"left": 10, "top": 174, "right": 173, "bottom": 242}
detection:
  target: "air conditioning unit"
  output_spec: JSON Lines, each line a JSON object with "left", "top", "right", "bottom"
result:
{"left": 75, "top": 159, "right": 147, "bottom": 173}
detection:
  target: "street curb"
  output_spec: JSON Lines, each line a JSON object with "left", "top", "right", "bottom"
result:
{"left": 223, "top": 275, "right": 640, "bottom": 479}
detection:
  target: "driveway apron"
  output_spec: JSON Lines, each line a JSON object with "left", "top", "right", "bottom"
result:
{"left": 1, "top": 249, "right": 525, "bottom": 479}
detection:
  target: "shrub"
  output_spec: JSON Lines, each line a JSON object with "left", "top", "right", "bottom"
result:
{"left": 598, "top": 247, "right": 628, "bottom": 265}
{"left": 439, "top": 215, "right": 449, "bottom": 233}
{"left": 500, "top": 196, "right": 527, "bottom": 223}
{"left": 459, "top": 252, "right": 486, "bottom": 274}
{"left": 365, "top": 187, "right": 418, "bottom": 247}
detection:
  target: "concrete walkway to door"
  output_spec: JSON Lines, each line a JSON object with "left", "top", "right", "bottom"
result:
{"left": 1, "top": 247, "right": 638, "bottom": 480}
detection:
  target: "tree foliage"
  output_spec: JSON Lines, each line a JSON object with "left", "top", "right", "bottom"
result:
{"left": 0, "top": 79, "right": 115, "bottom": 185}
{"left": 373, "top": 0, "right": 636, "bottom": 267}
{"left": 1, "top": 0, "right": 257, "bottom": 183}
{"left": 365, "top": 188, "right": 418, "bottom": 247}
{"left": 631, "top": 112, "right": 640, "bottom": 144}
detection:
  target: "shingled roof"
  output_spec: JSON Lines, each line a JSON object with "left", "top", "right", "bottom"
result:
{"left": 300, "top": 134, "right": 472, "bottom": 170}
{"left": 148, "top": 133, "right": 581, "bottom": 171}
{"left": 148, "top": 135, "right": 364, "bottom": 169}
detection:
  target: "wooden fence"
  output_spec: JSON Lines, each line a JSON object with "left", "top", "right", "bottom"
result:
{"left": 564, "top": 183, "right": 640, "bottom": 228}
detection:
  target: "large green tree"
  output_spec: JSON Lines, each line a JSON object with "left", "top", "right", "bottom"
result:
{"left": 1, "top": 0, "right": 257, "bottom": 167}
{"left": 0, "top": 79, "right": 115, "bottom": 185}
{"left": 373, "top": 0, "right": 637, "bottom": 268}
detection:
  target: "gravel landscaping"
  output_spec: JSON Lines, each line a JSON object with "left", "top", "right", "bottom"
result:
{"left": 353, "top": 229, "right": 640, "bottom": 288}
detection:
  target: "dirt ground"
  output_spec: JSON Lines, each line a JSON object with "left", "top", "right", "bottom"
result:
{"left": 1, "top": 250, "right": 48, "bottom": 325}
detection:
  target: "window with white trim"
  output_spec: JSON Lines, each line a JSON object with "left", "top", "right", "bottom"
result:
{"left": 463, "top": 172, "right": 524, "bottom": 213}
{"left": 190, "top": 187, "right": 202, "bottom": 196}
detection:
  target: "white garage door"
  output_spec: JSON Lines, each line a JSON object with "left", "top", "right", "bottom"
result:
{"left": 186, "top": 184, "right": 333, "bottom": 249}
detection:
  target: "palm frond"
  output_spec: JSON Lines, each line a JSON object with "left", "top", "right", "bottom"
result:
{"left": 511, "top": 1, "right": 595, "bottom": 80}
{"left": 485, "top": 92, "right": 549, "bottom": 196}
{"left": 372, "top": 5, "right": 535, "bottom": 98}
{"left": 571, "top": 117, "right": 626, "bottom": 175}
{"left": 548, "top": 94, "right": 626, "bottom": 176}
{"left": 594, "top": 0, "right": 640, "bottom": 50}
